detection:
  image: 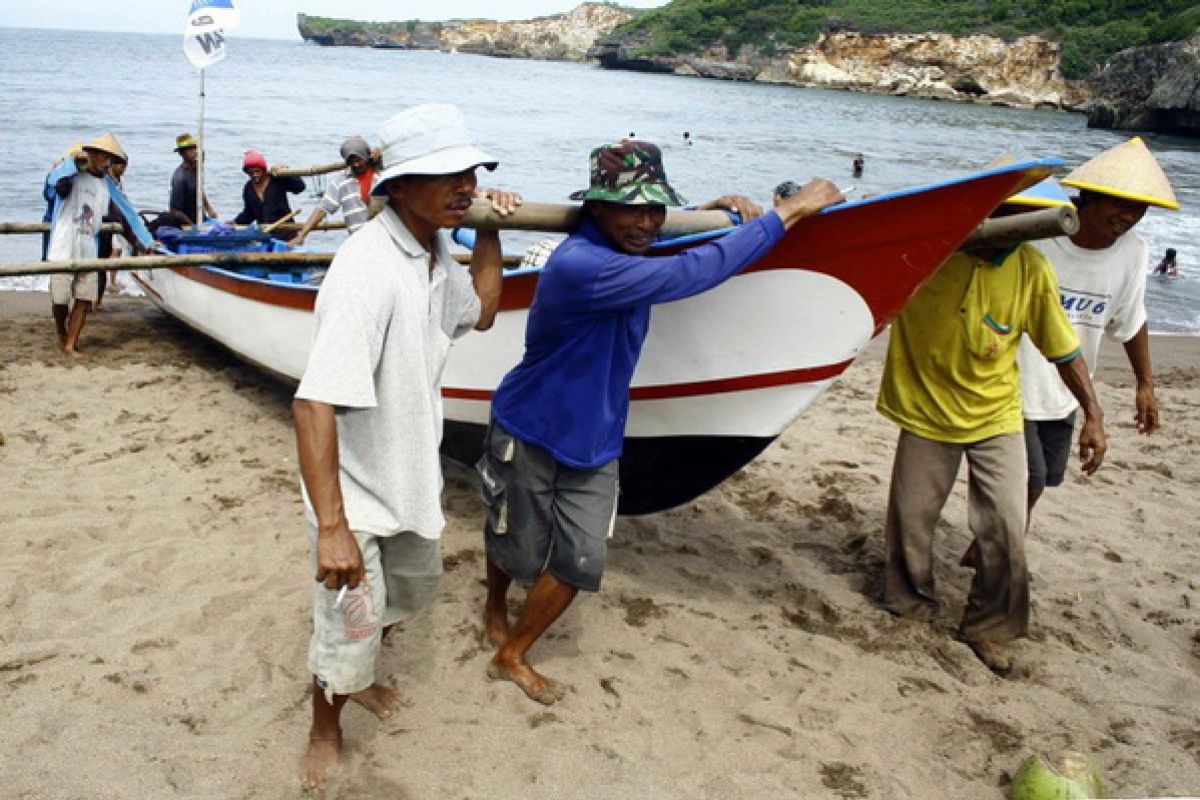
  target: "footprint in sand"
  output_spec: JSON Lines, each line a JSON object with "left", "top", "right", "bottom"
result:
{"left": 618, "top": 596, "right": 667, "bottom": 628}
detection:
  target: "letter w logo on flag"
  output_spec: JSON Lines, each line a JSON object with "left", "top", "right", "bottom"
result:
{"left": 183, "top": 0, "right": 240, "bottom": 69}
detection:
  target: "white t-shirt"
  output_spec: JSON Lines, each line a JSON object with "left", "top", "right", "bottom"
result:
{"left": 1018, "top": 232, "right": 1148, "bottom": 420}
{"left": 46, "top": 172, "right": 110, "bottom": 261}
{"left": 295, "top": 207, "right": 481, "bottom": 539}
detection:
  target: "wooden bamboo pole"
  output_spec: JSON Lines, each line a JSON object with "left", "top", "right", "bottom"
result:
{"left": 961, "top": 206, "right": 1078, "bottom": 251}
{"left": 0, "top": 250, "right": 522, "bottom": 277}
{"left": 0, "top": 201, "right": 729, "bottom": 237}
{"left": 272, "top": 161, "right": 346, "bottom": 178}
{"left": 460, "top": 201, "right": 735, "bottom": 235}
{"left": 0, "top": 204, "right": 1079, "bottom": 279}
{"left": 261, "top": 209, "right": 299, "bottom": 234}
{"left": 0, "top": 222, "right": 126, "bottom": 234}
{"left": 0, "top": 220, "right": 348, "bottom": 235}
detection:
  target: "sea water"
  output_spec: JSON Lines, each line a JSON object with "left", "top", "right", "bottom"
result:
{"left": 1, "top": 27, "right": 1197, "bottom": 334}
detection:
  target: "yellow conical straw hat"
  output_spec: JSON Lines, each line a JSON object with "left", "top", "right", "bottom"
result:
{"left": 82, "top": 132, "right": 127, "bottom": 163}
{"left": 1062, "top": 137, "right": 1179, "bottom": 210}
{"left": 61, "top": 141, "right": 86, "bottom": 161}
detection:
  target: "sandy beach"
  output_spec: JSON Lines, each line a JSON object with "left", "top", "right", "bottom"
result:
{"left": 1, "top": 291, "right": 1197, "bottom": 799}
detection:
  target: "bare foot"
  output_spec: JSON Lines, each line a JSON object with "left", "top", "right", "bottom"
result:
{"left": 64, "top": 348, "right": 90, "bottom": 360}
{"left": 484, "top": 602, "right": 510, "bottom": 648}
{"left": 349, "top": 683, "right": 407, "bottom": 720}
{"left": 487, "top": 657, "right": 565, "bottom": 705}
{"left": 301, "top": 735, "right": 342, "bottom": 791}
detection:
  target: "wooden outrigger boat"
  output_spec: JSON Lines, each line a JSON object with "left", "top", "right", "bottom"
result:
{"left": 128, "top": 159, "right": 1061, "bottom": 514}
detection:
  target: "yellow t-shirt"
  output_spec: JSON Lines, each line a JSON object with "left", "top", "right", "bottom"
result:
{"left": 877, "top": 245, "right": 1081, "bottom": 444}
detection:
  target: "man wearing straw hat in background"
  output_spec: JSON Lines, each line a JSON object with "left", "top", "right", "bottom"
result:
{"left": 477, "top": 139, "right": 843, "bottom": 705}
{"left": 876, "top": 174, "right": 1108, "bottom": 676}
{"left": 289, "top": 135, "right": 383, "bottom": 246}
{"left": 1016, "top": 137, "right": 1178, "bottom": 528}
{"left": 291, "top": 103, "right": 520, "bottom": 790}
{"left": 149, "top": 133, "right": 218, "bottom": 231}
{"left": 44, "top": 132, "right": 153, "bottom": 357}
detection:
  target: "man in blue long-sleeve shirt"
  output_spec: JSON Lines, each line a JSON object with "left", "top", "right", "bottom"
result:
{"left": 478, "top": 140, "right": 843, "bottom": 704}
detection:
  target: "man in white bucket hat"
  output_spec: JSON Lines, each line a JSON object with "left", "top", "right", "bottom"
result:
{"left": 291, "top": 103, "right": 520, "bottom": 790}
{"left": 1017, "top": 137, "right": 1178, "bottom": 529}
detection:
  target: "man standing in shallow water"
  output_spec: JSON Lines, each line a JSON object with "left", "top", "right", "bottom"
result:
{"left": 478, "top": 139, "right": 842, "bottom": 704}
{"left": 291, "top": 104, "right": 519, "bottom": 790}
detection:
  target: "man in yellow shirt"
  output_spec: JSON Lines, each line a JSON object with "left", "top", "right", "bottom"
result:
{"left": 876, "top": 185, "right": 1107, "bottom": 675}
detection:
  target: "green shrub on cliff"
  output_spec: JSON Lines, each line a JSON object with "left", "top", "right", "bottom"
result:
{"left": 614, "top": 0, "right": 1200, "bottom": 78}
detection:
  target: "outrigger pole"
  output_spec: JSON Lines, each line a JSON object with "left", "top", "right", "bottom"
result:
{"left": 0, "top": 206, "right": 1078, "bottom": 279}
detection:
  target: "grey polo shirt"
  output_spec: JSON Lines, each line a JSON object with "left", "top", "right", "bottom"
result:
{"left": 296, "top": 206, "right": 481, "bottom": 539}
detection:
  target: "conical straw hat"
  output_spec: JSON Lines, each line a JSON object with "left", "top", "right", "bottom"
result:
{"left": 1062, "top": 137, "right": 1178, "bottom": 210}
{"left": 83, "top": 132, "right": 127, "bottom": 163}
{"left": 61, "top": 141, "right": 86, "bottom": 161}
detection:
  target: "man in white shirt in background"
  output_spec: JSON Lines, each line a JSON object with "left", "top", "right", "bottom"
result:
{"left": 44, "top": 132, "right": 152, "bottom": 357}
{"left": 289, "top": 135, "right": 382, "bottom": 246}
{"left": 1017, "top": 137, "right": 1178, "bottom": 526}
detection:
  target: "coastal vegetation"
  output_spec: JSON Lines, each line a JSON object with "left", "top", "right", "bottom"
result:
{"left": 612, "top": 0, "right": 1200, "bottom": 78}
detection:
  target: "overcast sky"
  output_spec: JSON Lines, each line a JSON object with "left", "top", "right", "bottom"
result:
{"left": 0, "top": 1, "right": 668, "bottom": 40}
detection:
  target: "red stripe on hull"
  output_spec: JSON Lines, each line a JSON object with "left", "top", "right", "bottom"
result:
{"left": 172, "top": 267, "right": 317, "bottom": 311}
{"left": 442, "top": 359, "right": 852, "bottom": 402}
{"left": 159, "top": 167, "right": 1048, "bottom": 341}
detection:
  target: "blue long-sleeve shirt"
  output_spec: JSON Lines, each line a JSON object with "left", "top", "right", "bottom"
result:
{"left": 491, "top": 211, "right": 786, "bottom": 469}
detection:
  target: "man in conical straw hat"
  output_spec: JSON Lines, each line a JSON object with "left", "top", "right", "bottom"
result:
{"left": 40, "top": 142, "right": 89, "bottom": 261}
{"left": 43, "top": 132, "right": 153, "bottom": 357}
{"left": 1017, "top": 136, "right": 1176, "bottom": 529}
{"left": 877, "top": 160, "right": 1108, "bottom": 676}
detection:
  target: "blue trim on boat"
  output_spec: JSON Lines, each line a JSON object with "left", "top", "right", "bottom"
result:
{"left": 652, "top": 157, "right": 1065, "bottom": 252}
{"left": 203, "top": 265, "right": 321, "bottom": 291}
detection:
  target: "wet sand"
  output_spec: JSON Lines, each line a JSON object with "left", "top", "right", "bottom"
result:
{"left": 2, "top": 292, "right": 1198, "bottom": 799}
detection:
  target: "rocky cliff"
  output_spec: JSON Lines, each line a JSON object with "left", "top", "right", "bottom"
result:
{"left": 590, "top": 31, "right": 1089, "bottom": 110}
{"left": 1085, "top": 34, "right": 1200, "bottom": 137}
{"left": 298, "top": 4, "right": 1197, "bottom": 134}
{"left": 297, "top": 4, "right": 632, "bottom": 62}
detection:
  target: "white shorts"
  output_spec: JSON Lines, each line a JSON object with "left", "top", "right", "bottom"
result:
{"left": 49, "top": 271, "right": 99, "bottom": 305}
{"left": 307, "top": 525, "right": 442, "bottom": 700}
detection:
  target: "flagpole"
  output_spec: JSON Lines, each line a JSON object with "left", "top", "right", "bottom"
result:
{"left": 196, "top": 67, "right": 205, "bottom": 231}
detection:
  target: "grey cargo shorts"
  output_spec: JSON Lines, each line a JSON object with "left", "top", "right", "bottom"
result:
{"left": 476, "top": 419, "right": 619, "bottom": 592}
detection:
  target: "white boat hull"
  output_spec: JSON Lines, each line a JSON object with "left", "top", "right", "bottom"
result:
{"left": 134, "top": 160, "right": 1059, "bottom": 513}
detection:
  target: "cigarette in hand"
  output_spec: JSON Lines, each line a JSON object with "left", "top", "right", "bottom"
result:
{"left": 333, "top": 584, "right": 348, "bottom": 609}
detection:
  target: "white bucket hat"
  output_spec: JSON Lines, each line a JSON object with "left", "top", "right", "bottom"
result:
{"left": 371, "top": 104, "right": 497, "bottom": 196}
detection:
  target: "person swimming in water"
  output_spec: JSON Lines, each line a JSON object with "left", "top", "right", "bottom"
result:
{"left": 1153, "top": 247, "right": 1178, "bottom": 276}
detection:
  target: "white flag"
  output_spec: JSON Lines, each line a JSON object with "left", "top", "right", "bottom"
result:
{"left": 183, "top": 0, "right": 240, "bottom": 69}
{"left": 189, "top": 0, "right": 241, "bottom": 30}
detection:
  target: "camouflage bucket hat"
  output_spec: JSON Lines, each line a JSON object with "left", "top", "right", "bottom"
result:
{"left": 569, "top": 140, "right": 685, "bottom": 206}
